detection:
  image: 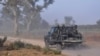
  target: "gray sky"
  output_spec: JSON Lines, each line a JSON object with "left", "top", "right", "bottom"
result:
{"left": 41, "top": 0, "right": 100, "bottom": 25}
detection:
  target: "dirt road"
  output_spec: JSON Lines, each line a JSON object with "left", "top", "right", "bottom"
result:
{"left": 0, "top": 36, "right": 100, "bottom": 56}
{"left": 0, "top": 36, "right": 45, "bottom": 47}
{"left": 63, "top": 45, "right": 100, "bottom": 56}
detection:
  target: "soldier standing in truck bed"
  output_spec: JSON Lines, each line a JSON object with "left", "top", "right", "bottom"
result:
{"left": 73, "top": 25, "right": 78, "bottom": 34}
{"left": 56, "top": 25, "right": 61, "bottom": 40}
{"left": 61, "top": 24, "right": 66, "bottom": 34}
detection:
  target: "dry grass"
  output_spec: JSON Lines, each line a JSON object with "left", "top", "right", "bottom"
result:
{"left": 0, "top": 41, "right": 65, "bottom": 56}
{"left": 0, "top": 49, "right": 64, "bottom": 56}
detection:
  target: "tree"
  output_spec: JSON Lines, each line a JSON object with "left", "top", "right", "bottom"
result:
{"left": 0, "top": 0, "right": 54, "bottom": 35}
{"left": 0, "top": 0, "right": 21, "bottom": 35}
{"left": 41, "top": 19, "right": 50, "bottom": 29}
{"left": 97, "top": 19, "right": 100, "bottom": 25}
{"left": 21, "top": 0, "right": 54, "bottom": 31}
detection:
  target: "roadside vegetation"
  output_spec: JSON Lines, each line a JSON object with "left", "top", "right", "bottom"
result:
{"left": 0, "top": 40, "right": 64, "bottom": 56}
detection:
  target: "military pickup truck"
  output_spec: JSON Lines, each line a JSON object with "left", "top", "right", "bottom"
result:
{"left": 44, "top": 25, "right": 83, "bottom": 50}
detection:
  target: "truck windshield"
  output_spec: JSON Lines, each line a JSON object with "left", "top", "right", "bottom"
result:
{"left": 50, "top": 27, "right": 55, "bottom": 34}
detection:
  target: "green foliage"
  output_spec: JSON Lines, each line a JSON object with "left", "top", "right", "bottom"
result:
{"left": 6, "top": 40, "right": 61, "bottom": 55}
{"left": 42, "top": 48, "right": 61, "bottom": 55}
{"left": 51, "top": 50, "right": 61, "bottom": 55}
{"left": 7, "top": 41, "right": 41, "bottom": 51}
{"left": 7, "top": 41, "right": 25, "bottom": 50}
{"left": 25, "top": 44, "right": 42, "bottom": 51}
{"left": 42, "top": 48, "right": 50, "bottom": 54}
{"left": 24, "top": 43, "right": 34, "bottom": 49}
{"left": 31, "top": 45, "right": 42, "bottom": 51}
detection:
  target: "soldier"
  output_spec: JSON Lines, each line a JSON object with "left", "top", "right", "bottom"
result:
{"left": 74, "top": 25, "right": 78, "bottom": 29}
{"left": 62, "top": 24, "right": 66, "bottom": 29}
{"left": 51, "top": 25, "right": 59, "bottom": 40}
{"left": 55, "top": 25, "right": 62, "bottom": 40}
{"left": 73, "top": 25, "right": 78, "bottom": 34}
{"left": 61, "top": 24, "right": 66, "bottom": 34}
{"left": 56, "top": 24, "right": 60, "bottom": 29}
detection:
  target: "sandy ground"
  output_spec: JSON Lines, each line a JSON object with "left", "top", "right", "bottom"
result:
{"left": 62, "top": 33, "right": 100, "bottom": 56}
{"left": 0, "top": 36, "right": 45, "bottom": 47}
{"left": 0, "top": 35, "right": 100, "bottom": 56}
{"left": 62, "top": 41, "right": 100, "bottom": 56}
{"left": 0, "top": 49, "right": 63, "bottom": 56}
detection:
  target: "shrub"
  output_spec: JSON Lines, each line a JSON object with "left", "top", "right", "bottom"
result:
{"left": 24, "top": 43, "right": 34, "bottom": 49}
{"left": 6, "top": 41, "right": 61, "bottom": 55}
{"left": 42, "top": 48, "right": 50, "bottom": 54}
{"left": 6, "top": 41, "right": 42, "bottom": 51}
{"left": 31, "top": 45, "right": 42, "bottom": 51}
{"left": 51, "top": 49, "right": 61, "bottom": 55}
{"left": 7, "top": 41, "right": 25, "bottom": 50}
{"left": 24, "top": 44, "right": 41, "bottom": 51}
{"left": 42, "top": 48, "right": 61, "bottom": 55}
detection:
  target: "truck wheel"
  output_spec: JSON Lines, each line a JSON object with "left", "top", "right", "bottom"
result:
{"left": 56, "top": 44, "right": 62, "bottom": 51}
{"left": 45, "top": 39, "right": 50, "bottom": 49}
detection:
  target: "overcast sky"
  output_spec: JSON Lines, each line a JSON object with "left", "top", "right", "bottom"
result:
{"left": 41, "top": 0, "right": 100, "bottom": 25}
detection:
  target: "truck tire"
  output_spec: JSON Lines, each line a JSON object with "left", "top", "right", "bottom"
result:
{"left": 44, "top": 39, "right": 50, "bottom": 49}
{"left": 56, "top": 44, "right": 62, "bottom": 51}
